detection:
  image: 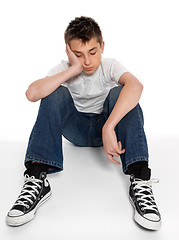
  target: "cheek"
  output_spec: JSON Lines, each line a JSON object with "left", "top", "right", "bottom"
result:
{"left": 93, "top": 55, "right": 101, "bottom": 65}
{"left": 78, "top": 58, "right": 84, "bottom": 65}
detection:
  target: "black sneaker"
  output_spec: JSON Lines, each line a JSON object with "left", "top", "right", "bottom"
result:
{"left": 129, "top": 175, "right": 161, "bottom": 230}
{"left": 6, "top": 172, "right": 51, "bottom": 226}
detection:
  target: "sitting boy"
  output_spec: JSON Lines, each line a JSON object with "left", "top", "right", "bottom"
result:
{"left": 6, "top": 16, "right": 161, "bottom": 230}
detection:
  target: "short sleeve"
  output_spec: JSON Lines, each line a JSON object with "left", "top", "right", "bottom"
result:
{"left": 110, "top": 59, "right": 129, "bottom": 85}
{"left": 46, "top": 60, "right": 71, "bottom": 87}
{"left": 46, "top": 60, "right": 70, "bottom": 77}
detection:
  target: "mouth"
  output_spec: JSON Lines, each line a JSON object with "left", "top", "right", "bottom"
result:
{"left": 84, "top": 67, "right": 93, "bottom": 71}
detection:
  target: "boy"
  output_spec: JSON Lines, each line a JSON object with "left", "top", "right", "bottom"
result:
{"left": 6, "top": 16, "right": 161, "bottom": 230}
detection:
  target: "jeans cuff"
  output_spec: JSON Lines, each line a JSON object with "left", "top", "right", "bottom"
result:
{"left": 25, "top": 156, "right": 63, "bottom": 174}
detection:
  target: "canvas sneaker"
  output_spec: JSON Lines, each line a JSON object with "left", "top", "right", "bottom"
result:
{"left": 6, "top": 172, "right": 51, "bottom": 226}
{"left": 129, "top": 175, "right": 161, "bottom": 230}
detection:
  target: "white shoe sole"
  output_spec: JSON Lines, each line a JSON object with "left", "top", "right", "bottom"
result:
{"left": 6, "top": 191, "right": 52, "bottom": 227}
{"left": 129, "top": 196, "right": 161, "bottom": 230}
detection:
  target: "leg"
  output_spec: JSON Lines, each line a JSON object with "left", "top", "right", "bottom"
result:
{"left": 7, "top": 86, "right": 94, "bottom": 226}
{"left": 103, "top": 86, "right": 161, "bottom": 230}
{"left": 103, "top": 86, "right": 149, "bottom": 175}
{"left": 25, "top": 86, "right": 74, "bottom": 173}
{"left": 25, "top": 85, "right": 93, "bottom": 174}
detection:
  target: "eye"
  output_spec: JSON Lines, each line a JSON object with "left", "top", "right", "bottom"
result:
{"left": 75, "top": 54, "right": 82, "bottom": 58}
{"left": 90, "top": 52, "right": 97, "bottom": 55}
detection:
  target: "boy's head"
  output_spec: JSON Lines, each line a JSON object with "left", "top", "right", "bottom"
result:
{"left": 64, "top": 16, "right": 104, "bottom": 75}
{"left": 64, "top": 16, "right": 103, "bottom": 46}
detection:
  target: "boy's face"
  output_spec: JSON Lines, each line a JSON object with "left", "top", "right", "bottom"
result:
{"left": 69, "top": 37, "right": 104, "bottom": 75}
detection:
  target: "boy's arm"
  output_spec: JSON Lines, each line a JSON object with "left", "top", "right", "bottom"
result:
{"left": 102, "top": 72, "right": 143, "bottom": 164}
{"left": 26, "top": 44, "right": 82, "bottom": 102}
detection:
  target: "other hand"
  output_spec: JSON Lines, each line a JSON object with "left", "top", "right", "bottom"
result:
{"left": 102, "top": 125, "right": 125, "bottom": 164}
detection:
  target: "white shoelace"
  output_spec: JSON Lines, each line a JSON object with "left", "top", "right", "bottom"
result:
{"left": 14, "top": 174, "right": 42, "bottom": 209}
{"left": 132, "top": 179, "right": 159, "bottom": 212}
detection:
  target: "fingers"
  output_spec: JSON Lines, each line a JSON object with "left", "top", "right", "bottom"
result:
{"left": 66, "top": 43, "right": 70, "bottom": 50}
{"left": 118, "top": 141, "right": 125, "bottom": 154}
{"left": 107, "top": 154, "right": 120, "bottom": 165}
{"left": 66, "top": 44, "right": 72, "bottom": 55}
{"left": 66, "top": 44, "right": 70, "bottom": 55}
{"left": 105, "top": 141, "right": 125, "bottom": 165}
{"left": 106, "top": 141, "right": 125, "bottom": 159}
{"left": 111, "top": 152, "right": 120, "bottom": 157}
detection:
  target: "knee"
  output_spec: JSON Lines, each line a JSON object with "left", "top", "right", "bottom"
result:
{"left": 109, "top": 86, "right": 123, "bottom": 98}
{"left": 103, "top": 86, "right": 123, "bottom": 115}
{"left": 107, "top": 86, "right": 123, "bottom": 105}
{"left": 42, "top": 85, "right": 71, "bottom": 105}
{"left": 132, "top": 103, "right": 144, "bottom": 124}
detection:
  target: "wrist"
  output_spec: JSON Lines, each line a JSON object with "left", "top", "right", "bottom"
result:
{"left": 66, "top": 66, "right": 80, "bottom": 79}
{"left": 70, "top": 64, "right": 83, "bottom": 77}
{"left": 103, "top": 120, "right": 116, "bottom": 132}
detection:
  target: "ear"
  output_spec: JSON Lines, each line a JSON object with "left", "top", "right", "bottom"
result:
{"left": 100, "top": 41, "right": 105, "bottom": 54}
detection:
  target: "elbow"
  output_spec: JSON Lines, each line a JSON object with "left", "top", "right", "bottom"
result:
{"left": 25, "top": 87, "right": 39, "bottom": 102}
{"left": 132, "top": 81, "right": 143, "bottom": 99}
{"left": 139, "top": 82, "right": 144, "bottom": 93}
{"left": 136, "top": 81, "right": 143, "bottom": 95}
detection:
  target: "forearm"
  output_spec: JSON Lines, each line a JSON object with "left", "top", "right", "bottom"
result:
{"left": 25, "top": 66, "right": 78, "bottom": 102}
{"left": 104, "top": 81, "right": 143, "bottom": 130}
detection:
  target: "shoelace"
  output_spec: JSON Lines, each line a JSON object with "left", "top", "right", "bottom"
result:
{"left": 14, "top": 174, "right": 42, "bottom": 209}
{"left": 132, "top": 178, "right": 159, "bottom": 212}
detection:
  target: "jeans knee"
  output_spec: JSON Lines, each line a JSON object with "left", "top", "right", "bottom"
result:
{"left": 42, "top": 85, "right": 72, "bottom": 105}
{"left": 55, "top": 85, "right": 71, "bottom": 97}
{"left": 134, "top": 103, "right": 144, "bottom": 124}
{"left": 103, "top": 86, "right": 123, "bottom": 115}
{"left": 109, "top": 86, "right": 123, "bottom": 98}
{"left": 106, "top": 86, "right": 123, "bottom": 106}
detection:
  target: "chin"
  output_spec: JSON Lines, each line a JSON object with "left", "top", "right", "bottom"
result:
{"left": 84, "top": 71, "right": 93, "bottom": 75}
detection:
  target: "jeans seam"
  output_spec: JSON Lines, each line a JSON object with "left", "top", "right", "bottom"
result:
{"left": 137, "top": 106, "right": 146, "bottom": 156}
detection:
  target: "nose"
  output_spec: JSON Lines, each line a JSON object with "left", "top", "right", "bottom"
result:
{"left": 84, "top": 55, "right": 91, "bottom": 66}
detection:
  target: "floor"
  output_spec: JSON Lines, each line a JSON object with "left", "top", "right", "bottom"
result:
{"left": 0, "top": 135, "right": 178, "bottom": 240}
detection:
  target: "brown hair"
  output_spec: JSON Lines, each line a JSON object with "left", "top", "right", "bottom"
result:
{"left": 64, "top": 16, "right": 103, "bottom": 46}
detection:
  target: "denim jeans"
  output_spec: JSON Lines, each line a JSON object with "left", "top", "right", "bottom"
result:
{"left": 25, "top": 86, "right": 149, "bottom": 174}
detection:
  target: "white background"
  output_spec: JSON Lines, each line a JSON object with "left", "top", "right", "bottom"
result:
{"left": 0, "top": 0, "right": 179, "bottom": 239}
{"left": 0, "top": 0, "right": 179, "bottom": 141}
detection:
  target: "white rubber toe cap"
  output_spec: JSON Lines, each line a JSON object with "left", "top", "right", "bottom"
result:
{"left": 144, "top": 213, "right": 160, "bottom": 221}
{"left": 8, "top": 209, "right": 23, "bottom": 217}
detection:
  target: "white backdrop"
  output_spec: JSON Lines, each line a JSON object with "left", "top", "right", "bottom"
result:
{"left": 0, "top": 0, "right": 178, "bottom": 141}
{"left": 1, "top": 1, "right": 179, "bottom": 238}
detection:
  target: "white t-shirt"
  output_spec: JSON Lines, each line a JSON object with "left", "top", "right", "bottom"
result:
{"left": 46, "top": 57, "right": 128, "bottom": 114}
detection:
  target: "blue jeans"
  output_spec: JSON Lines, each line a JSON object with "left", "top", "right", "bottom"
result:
{"left": 25, "top": 86, "right": 149, "bottom": 174}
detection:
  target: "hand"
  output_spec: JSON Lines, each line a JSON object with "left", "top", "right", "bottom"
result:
{"left": 102, "top": 125, "right": 125, "bottom": 164}
{"left": 66, "top": 44, "right": 83, "bottom": 76}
